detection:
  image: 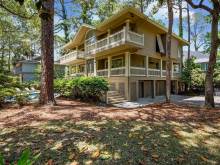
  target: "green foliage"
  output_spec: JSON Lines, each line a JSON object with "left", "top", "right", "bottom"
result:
{"left": 0, "top": 148, "right": 40, "bottom": 165}
{"left": 0, "top": 88, "right": 15, "bottom": 106}
{"left": 191, "top": 68, "right": 205, "bottom": 89}
{"left": 0, "top": 73, "right": 31, "bottom": 106}
{"left": 214, "top": 62, "right": 220, "bottom": 86}
{"left": 15, "top": 93, "right": 28, "bottom": 106}
{"left": 181, "top": 58, "right": 204, "bottom": 90}
{"left": 54, "top": 77, "right": 109, "bottom": 102}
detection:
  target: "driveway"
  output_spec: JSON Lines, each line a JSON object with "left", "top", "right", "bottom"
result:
{"left": 113, "top": 95, "right": 220, "bottom": 108}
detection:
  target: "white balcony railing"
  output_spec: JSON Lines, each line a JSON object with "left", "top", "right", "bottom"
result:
{"left": 60, "top": 50, "right": 84, "bottom": 64}
{"left": 95, "top": 67, "right": 180, "bottom": 78}
{"left": 130, "top": 67, "right": 146, "bottom": 76}
{"left": 86, "top": 28, "right": 144, "bottom": 55}
{"left": 111, "top": 67, "right": 125, "bottom": 76}
{"left": 162, "top": 70, "right": 166, "bottom": 77}
{"left": 127, "top": 31, "right": 144, "bottom": 46}
{"left": 70, "top": 72, "right": 85, "bottom": 77}
{"left": 148, "top": 69, "right": 161, "bottom": 77}
{"left": 173, "top": 71, "right": 180, "bottom": 77}
{"left": 97, "top": 69, "right": 108, "bottom": 77}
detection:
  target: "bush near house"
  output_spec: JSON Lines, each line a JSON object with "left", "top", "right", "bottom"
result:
{"left": 54, "top": 77, "right": 109, "bottom": 102}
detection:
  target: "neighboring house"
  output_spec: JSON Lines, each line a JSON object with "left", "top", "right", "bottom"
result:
{"left": 60, "top": 7, "right": 188, "bottom": 103}
{"left": 14, "top": 60, "right": 40, "bottom": 82}
{"left": 183, "top": 51, "right": 220, "bottom": 72}
{"left": 14, "top": 58, "right": 66, "bottom": 82}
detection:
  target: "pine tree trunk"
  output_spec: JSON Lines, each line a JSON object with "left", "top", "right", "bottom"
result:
{"left": 205, "top": 10, "right": 219, "bottom": 108}
{"left": 166, "top": 0, "right": 173, "bottom": 103}
{"left": 39, "top": 0, "right": 55, "bottom": 105}
{"left": 187, "top": 4, "right": 190, "bottom": 59}
{"left": 178, "top": 0, "right": 183, "bottom": 70}
{"left": 60, "top": 0, "right": 69, "bottom": 43}
{"left": 140, "top": 0, "right": 144, "bottom": 13}
{"left": 8, "top": 38, "right": 11, "bottom": 71}
{"left": 1, "top": 44, "right": 4, "bottom": 71}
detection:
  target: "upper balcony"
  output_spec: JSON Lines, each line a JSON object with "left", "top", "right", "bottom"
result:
{"left": 85, "top": 27, "right": 144, "bottom": 56}
{"left": 60, "top": 50, "right": 85, "bottom": 65}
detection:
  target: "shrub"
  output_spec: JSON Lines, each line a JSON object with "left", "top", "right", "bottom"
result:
{"left": 74, "top": 77, "right": 109, "bottom": 101}
{"left": 15, "top": 93, "right": 29, "bottom": 107}
{"left": 0, "top": 88, "right": 15, "bottom": 107}
{"left": 54, "top": 78, "right": 73, "bottom": 97}
{"left": 54, "top": 77, "right": 109, "bottom": 101}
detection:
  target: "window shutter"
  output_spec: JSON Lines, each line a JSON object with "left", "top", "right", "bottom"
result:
{"left": 156, "top": 35, "right": 165, "bottom": 54}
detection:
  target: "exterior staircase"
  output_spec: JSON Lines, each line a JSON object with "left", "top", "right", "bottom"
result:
{"left": 107, "top": 91, "right": 128, "bottom": 104}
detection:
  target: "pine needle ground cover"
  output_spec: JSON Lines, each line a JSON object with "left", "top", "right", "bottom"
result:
{"left": 0, "top": 100, "right": 219, "bottom": 164}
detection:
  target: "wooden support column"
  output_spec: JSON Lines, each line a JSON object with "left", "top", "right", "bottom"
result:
{"left": 124, "top": 19, "right": 130, "bottom": 41}
{"left": 107, "top": 29, "right": 111, "bottom": 45}
{"left": 160, "top": 59, "right": 163, "bottom": 77}
{"left": 146, "top": 56, "right": 148, "bottom": 76}
{"left": 153, "top": 80, "right": 156, "bottom": 98}
{"left": 171, "top": 61, "right": 174, "bottom": 78}
{"left": 136, "top": 81, "right": 139, "bottom": 101}
{"left": 125, "top": 52, "right": 130, "bottom": 77}
{"left": 94, "top": 58, "right": 97, "bottom": 76}
{"left": 108, "top": 56, "right": 111, "bottom": 78}
{"left": 76, "top": 64, "right": 79, "bottom": 73}
{"left": 84, "top": 60, "right": 87, "bottom": 76}
{"left": 126, "top": 19, "right": 130, "bottom": 31}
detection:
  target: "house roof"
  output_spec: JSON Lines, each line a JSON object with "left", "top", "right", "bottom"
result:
{"left": 183, "top": 51, "right": 209, "bottom": 63}
{"left": 97, "top": 7, "right": 189, "bottom": 45}
{"left": 63, "top": 7, "right": 189, "bottom": 50}
{"left": 63, "top": 24, "right": 96, "bottom": 50}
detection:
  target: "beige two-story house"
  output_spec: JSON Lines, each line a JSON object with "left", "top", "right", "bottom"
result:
{"left": 60, "top": 7, "right": 188, "bottom": 104}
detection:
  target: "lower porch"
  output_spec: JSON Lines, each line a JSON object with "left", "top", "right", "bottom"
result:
{"left": 107, "top": 78, "right": 179, "bottom": 104}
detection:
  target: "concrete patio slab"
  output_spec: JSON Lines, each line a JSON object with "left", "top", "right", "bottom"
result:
{"left": 113, "top": 95, "right": 220, "bottom": 108}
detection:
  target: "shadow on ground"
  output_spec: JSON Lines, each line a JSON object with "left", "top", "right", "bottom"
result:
{"left": 0, "top": 100, "right": 220, "bottom": 165}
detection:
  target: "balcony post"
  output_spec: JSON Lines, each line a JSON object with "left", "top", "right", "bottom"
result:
{"left": 125, "top": 52, "right": 130, "bottom": 77}
{"left": 108, "top": 56, "right": 111, "bottom": 78}
{"left": 126, "top": 19, "right": 130, "bottom": 31}
{"left": 76, "top": 64, "right": 79, "bottom": 74}
{"left": 107, "top": 29, "right": 111, "bottom": 45}
{"left": 160, "top": 59, "right": 163, "bottom": 77}
{"left": 125, "top": 19, "right": 130, "bottom": 41}
{"left": 171, "top": 61, "right": 173, "bottom": 77}
{"left": 146, "top": 56, "right": 148, "bottom": 76}
{"left": 94, "top": 58, "right": 97, "bottom": 76}
{"left": 85, "top": 60, "right": 87, "bottom": 76}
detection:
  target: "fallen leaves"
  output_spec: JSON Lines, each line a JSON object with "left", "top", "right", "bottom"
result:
{"left": 69, "top": 161, "right": 79, "bottom": 165}
{"left": 46, "top": 159, "right": 53, "bottom": 165}
{"left": 91, "top": 150, "right": 100, "bottom": 159}
{"left": 200, "top": 156, "right": 209, "bottom": 162}
{"left": 68, "top": 153, "right": 76, "bottom": 160}
{"left": 79, "top": 145, "right": 88, "bottom": 153}
{"left": 99, "top": 151, "right": 111, "bottom": 160}
{"left": 151, "top": 154, "right": 159, "bottom": 161}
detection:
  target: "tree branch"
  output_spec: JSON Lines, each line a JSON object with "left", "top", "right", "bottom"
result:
{"left": 0, "top": 2, "right": 34, "bottom": 19}
{"left": 185, "top": 0, "right": 213, "bottom": 14}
